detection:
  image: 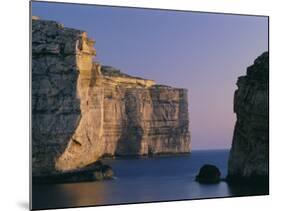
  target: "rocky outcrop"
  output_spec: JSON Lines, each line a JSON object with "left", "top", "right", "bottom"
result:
{"left": 227, "top": 52, "right": 269, "bottom": 183}
{"left": 33, "top": 161, "right": 114, "bottom": 184}
{"left": 101, "top": 66, "right": 190, "bottom": 157}
{"left": 32, "top": 18, "right": 105, "bottom": 176}
{"left": 196, "top": 164, "right": 221, "bottom": 183}
{"left": 32, "top": 18, "right": 191, "bottom": 177}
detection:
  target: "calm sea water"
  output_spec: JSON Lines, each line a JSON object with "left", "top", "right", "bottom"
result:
{"left": 32, "top": 150, "right": 267, "bottom": 210}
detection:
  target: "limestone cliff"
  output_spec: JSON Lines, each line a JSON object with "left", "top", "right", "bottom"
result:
{"left": 101, "top": 66, "right": 190, "bottom": 156}
{"left": 32, "top": 18, "right": 190, "bottom": 176}
{"left": 32, "top": 17, "right": 105, "bottom": 176}
{"left": 227, "top": 52, "right": 269, "bottom": 182}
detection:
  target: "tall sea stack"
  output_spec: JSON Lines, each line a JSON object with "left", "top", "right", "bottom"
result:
{"left": 32, "top": 18, "right": 191, "bottom": 177}
{"left": 227, "top": 52, "right": 269, "bottom": 183}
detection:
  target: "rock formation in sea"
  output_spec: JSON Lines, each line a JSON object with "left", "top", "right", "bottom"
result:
{"left": 196, "top": 164, "right": 221, "bottom": 184}
{"left": 227, "top": 51, "right": 269, "bottom": 183}
{"left": 32, "top": 17, "right": 191, "bottom": 177}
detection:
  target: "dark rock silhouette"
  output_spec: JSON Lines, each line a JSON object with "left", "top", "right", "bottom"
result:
{"left": 227, "top": 51, "right": 269, "bottom": 184}
{"left": 196, "top": 164, "right": 221, "bottom": 183}
{"left": 33, "top": 161, "right": 114, "bottom": 184}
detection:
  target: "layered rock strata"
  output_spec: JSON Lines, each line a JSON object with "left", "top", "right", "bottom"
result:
{"left": 32, "top": 17, "right": 104, "bottom": 176}
{"left": 101, "top": 66, "right": 190, "bottom": 157}
{"left": 32, "top": 18, "right": 190, "bottom": 177}
{"left": 227, "top": 52, "right": 269, "bottom": 183}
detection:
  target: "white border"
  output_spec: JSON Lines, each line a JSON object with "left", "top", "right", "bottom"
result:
{"left": 1, "top": 0, "right": 280, "bottom": 211}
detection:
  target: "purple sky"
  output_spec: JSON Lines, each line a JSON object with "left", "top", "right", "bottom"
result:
{"left": 32, "top": 2, "right": 268, "bottom": 150}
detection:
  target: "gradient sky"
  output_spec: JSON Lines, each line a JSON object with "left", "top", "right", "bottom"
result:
{"left": 32, "top": 1, "right": 268, "bottom": 150}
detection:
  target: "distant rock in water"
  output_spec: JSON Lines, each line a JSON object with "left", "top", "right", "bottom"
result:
{"left": 227, "top": 52, "right": 269, "bottom": 184}
{"left": 196, "top": 164, "right": 221, "bottom": 183}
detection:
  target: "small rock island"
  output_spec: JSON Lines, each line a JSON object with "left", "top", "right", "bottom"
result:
{"left": 196, "top": 164, "right": 221, "bottom": 184}
{"left": 32, "top": 17, "right": 191, "bottom": 180}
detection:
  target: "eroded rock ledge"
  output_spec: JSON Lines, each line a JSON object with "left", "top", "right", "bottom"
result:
{"left": 227, "top": 52, "right": 269, "bottom": 184}
{"left": 32, "top": 18, "right": 191, "bottom": 177}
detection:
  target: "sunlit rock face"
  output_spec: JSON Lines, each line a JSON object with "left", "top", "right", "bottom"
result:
{"left": 32, "top": 18, "right": 103, "bottom": 176}
{"left": 228, "top": 52, "right": 269, "bottom": 182}
{"left": 32, "top": 18, "right": 190, "bottom": 176}
{"left": 101, "top": 66, "right": 191, "bottom": 156}
{"left": 32, "top": 18, "right": 83, "bottom": 176}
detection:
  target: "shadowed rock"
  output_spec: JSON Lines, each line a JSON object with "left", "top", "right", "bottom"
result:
{"left": 196, "top": 164, "right": 221, "bottom": 183}
{"left": 227, "top": 52, "right": 269, "bottom": 184}
{"left": 33, "top": 161, "right": 114, "bottom": 184}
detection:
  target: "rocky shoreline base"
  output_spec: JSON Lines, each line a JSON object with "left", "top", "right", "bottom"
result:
{"left": 32, "top": 161, "right": 114, "bottom": 184}
{"left": 226, "top": 175, "right": 269, "bottom": 186}
{"left": 195, "top": 164, "right": 269, "bottom": 194}
{"left": 101, "top": 152, "right": 191, "bottom": 159}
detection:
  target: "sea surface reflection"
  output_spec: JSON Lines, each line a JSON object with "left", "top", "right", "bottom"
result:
{"left": 32, "top": 150, "right": 268, "bottom": 210}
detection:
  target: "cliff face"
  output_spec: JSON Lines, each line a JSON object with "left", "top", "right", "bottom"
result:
{"left": 228, "top": 52, "right": 269, "bottom": 181}
{"left": 32, "top": 18, "right": 105, "bottom": 176}
{"left": 32, "top": 18, "right": 190, "bottom": 176}
{"left": 101, "top": 66, "right": 190, "bottom": 156}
